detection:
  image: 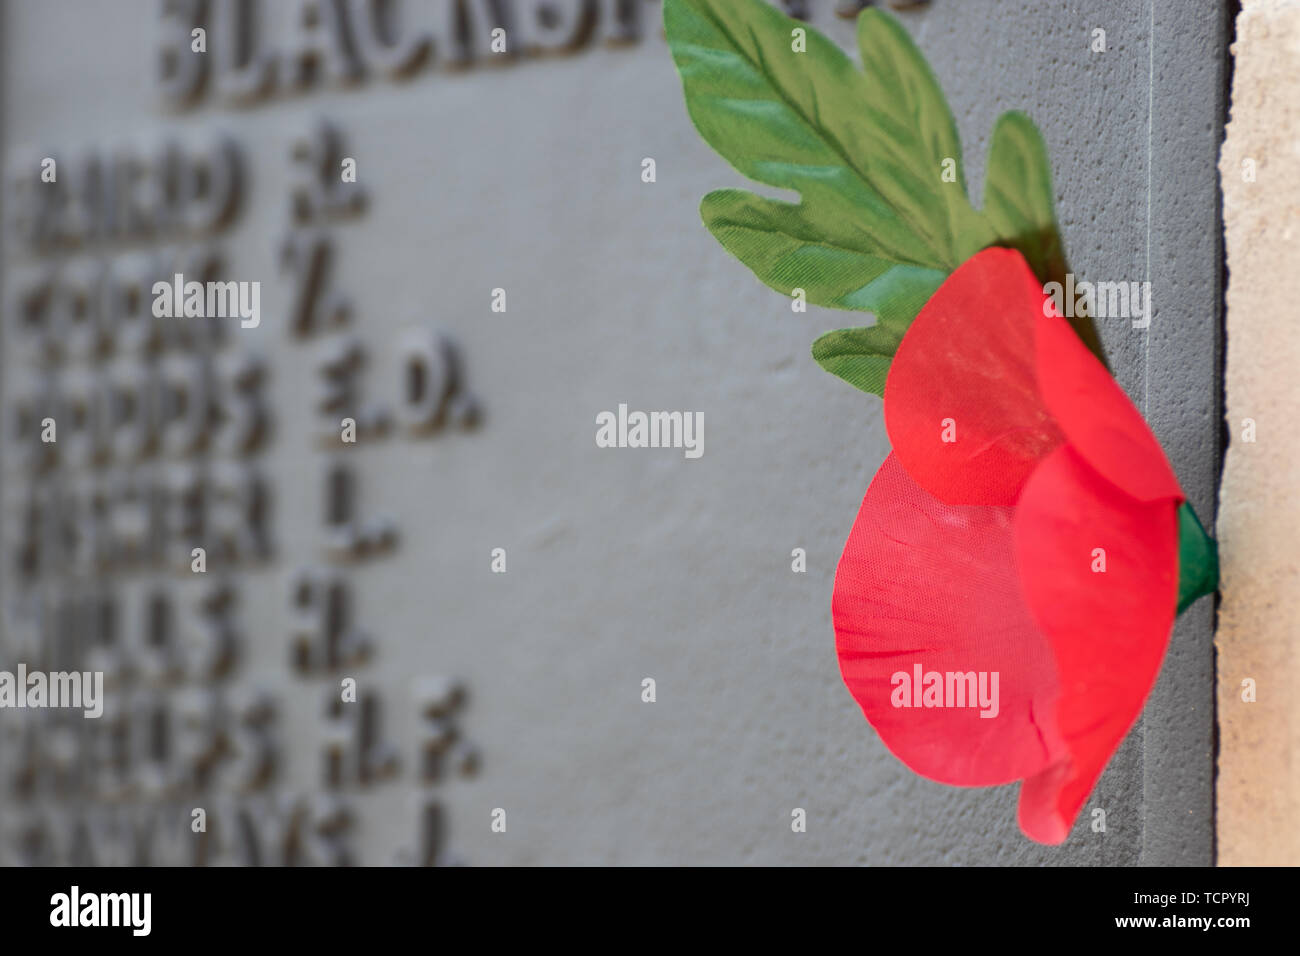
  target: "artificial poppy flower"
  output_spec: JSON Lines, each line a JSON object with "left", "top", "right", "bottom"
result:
{"left": 832, "top": 246, "right": 1198, "bottom": 844}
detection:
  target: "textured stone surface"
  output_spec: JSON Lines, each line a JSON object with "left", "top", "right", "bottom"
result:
{"left": 1217, "top": 0, "right": 1300, "bottom": 868}
{"left": 0, "top": 0, "right": 1223, "bottom": 864}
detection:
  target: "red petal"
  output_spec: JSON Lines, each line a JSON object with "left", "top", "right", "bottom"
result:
{"left": 833, "top": 453, "right": 1064, "bottom": 787}
{"left": 1035, "top": 309, "right": 1183, "bottom": 503}
{"left": 1013, "top": 446, "right": 1180, "bottom": 844}
{"left": 884, "top": 247, "right": 1064, "bottom": 506}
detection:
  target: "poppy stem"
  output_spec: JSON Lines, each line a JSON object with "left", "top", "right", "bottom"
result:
{"left": 1176, "top": 501, "right": 1219, "bottom": 614}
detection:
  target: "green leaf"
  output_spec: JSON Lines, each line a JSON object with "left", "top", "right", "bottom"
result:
{"left": 984, "top": 112, "right": 1106, "bottom": 366}
{"left": 665, "top": 0, "right": 976, "bottom": 325}
{"left": 1176, "top": 501, "right": 1218, "bottom": 615}
{"left": 665, "top": 0, "right": 1100, "bottom": 397}
{"left": 983, "top": 111, "right": 1065, "bottom": 286}
{"left": 701, "top": 189, "right": 947, "bottom": 330}
{"left": 854, "top": 10, "right": 993, "bottom": 265}
{"left": 810, "top": 325, "right": 905, "bottom": 398}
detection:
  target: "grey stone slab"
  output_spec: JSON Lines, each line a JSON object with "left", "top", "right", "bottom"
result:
{"left": 0, "top": 0, "right": 1223, "bottom": 865}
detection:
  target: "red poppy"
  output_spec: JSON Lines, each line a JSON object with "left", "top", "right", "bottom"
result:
{"left": 832, "top": 247, "right": 1185, "bottom": 844}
